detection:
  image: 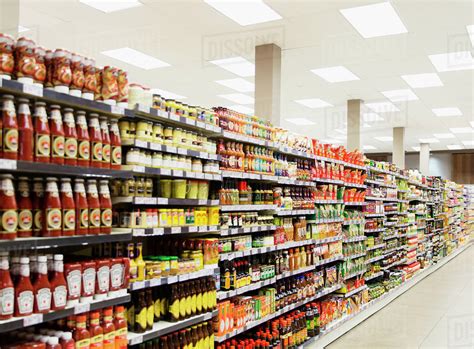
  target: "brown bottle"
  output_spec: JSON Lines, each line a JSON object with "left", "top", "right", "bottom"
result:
{"left": 172, "top": 332, "right": 180, "bottom": 348}
{"left": 184, "top": 282, "right": 192, "bottom": 318}
{"left": 195, "top": 279, "right": 203, "bottom": 315}
{"left": 146, "top": 289, "right": 154, "bottom": 330}
{"left": 168, "top": 284, "right": 180, "bottom": 322}
{"left": 159, "top": 335, "right": 169, "bottom": 349}
{"left": 191, "top": 326, "right": 199, "bottom": 349}
{"left": 134, "top": 291, "right": 148, "bottom": 333}
{"left": 190, "top": 281, "right": 197, "bottom": 317}
{"left": 197, "top": 324, "right": 205, "bottom": 349}
{"left": 179, "top": 330, "right": 188, "bottom": 349}
{"left": 201, "top": 278, "right": 208, "bottom": 314}
{"left": 185, "top": 329, "right": 193, "bottom": 349}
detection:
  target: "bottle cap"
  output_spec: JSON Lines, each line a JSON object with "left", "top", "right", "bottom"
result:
{"left": 48, "top": 337, "right": 59, "bottom": 345}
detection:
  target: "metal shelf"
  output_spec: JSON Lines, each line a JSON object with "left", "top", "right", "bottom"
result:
{"left": 112, "top": 197, "right": 219, "bottom": 206}
{"left": 220, "top": 225, "right": 276, "bottom": 236}
{"left": 132, "top": 225, "right": 219, "bottom": 236}
{"left": 343, "top": 269, "right": 367, "bottom": 280}
{"left": 343, "top": 182, "right": 367, "bottom": 189}
{"left": 221, "top": 204, "right": 276, "bottom": 212}
{"left": 125, "top": 165, "right": 222, "bottom": 181}
{"left": 275, "top": 209, "right": 315, "bottom": 216}
{"left": 343, "top": 252, "right": 366, "bottom": 261}
{"left": 366, "top": 243, "right": 386, "bottom": 251}
{"left": 344, "top": 201, "right": 367, "bottom": 206}
{"left": 364, "top": 271, "right": 384, "bottom": 281}
{"left": 343, "top": 285, "right": 368, "bottom": 298}
{"left": 343, "top": 236, "right": 366, "bottom": 243}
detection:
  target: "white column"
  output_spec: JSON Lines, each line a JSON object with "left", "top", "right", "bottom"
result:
{"left": 255, "top": 43, "right": 281, "bottom": 126}
{"left": 0, "top": 0, "right": 19, "bottom": 36}
{"left": 347, "top": 99, "right": 362, "bottom": 151}
{"left": 419, "top": 143, "right": 430, "bottom": 175}
{"left": 393, "top": 127, "right": 405, "bottom": 169}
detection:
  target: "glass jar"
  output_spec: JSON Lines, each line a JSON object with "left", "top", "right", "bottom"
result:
{"left": 163, "top": 126, "right": 173, "bottom": 145}
{"left": 152, "top": 153, "right": 162, "bottom": 168}
{"left": 125, "top": 148, "right": 140, "bottom": 165}
{"left": 153, "top": 123, "right": 163, "bottom": 144}
{"left": 192, "top": 159, "right": 203, "bottom": 173}
{"left": 170, "top": 155, "right": 178, "bottom": 170}
{"left": 162, "top": 154, "right": 171, "bottom": 169}
{"left": 172, "top": 128, "right": 182, "bottom": 146}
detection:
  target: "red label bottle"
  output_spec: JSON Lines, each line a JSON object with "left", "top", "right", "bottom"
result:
{"left": 102, "top": 307, "right": 116, "bottom": 349}
{"left": 73, "top": 315, "right": 91, "bottom": 349}
{"left": 32, "top": 177, "right": 44, "bottom": 237}
{"left": 0, "top": 174, "right": 18, "bottom": 240}
{"left": 95, "top": 259, "right": 110, "bottom": 298}
{"left": 0, "top": 255, "right": 14, "bottom": 320}
{"left": 60, "top": 178, "right": 75, "bottom": 236}
{"left": 17, "top": 176, "right": 33, "bottom": 237}
{"left": 43, "top": 177, "right": 62, "bottom": 237}
{"left": 89, "top": 310, "right": 104, "bottom": 349}
{"left": 109, "top": 118, "right": 121, "bottom": 170}
{"left": 50, "top": 105, "right": 65, "bottom": 165}
{"left": 89, "top": 114, "right": 102, "bottom": 168}
{"left": 33, "top": 255, "right": 52, "bottom": 314}
{"left": 81, "top": 260, "right": 96, "bottom": 301}
{"left": 33, "top": 102, "right": 51, "bottom": 163}
{"left": 18, "top": 98, "right": 34, "bottom": 162}
{"left": 2, "top": 94, "right": 18, "bottom": 159}
{"left": 99, "top": 180, "right": 112, "bottom": 234}
{"left": 64, "top": 262, "right": 81, "bottom": 306}
{"left": 100, "top": 117, "right": 110, "bottom": 169}
{"left": 15, "top": 257, "right": 34, "bottom": 317}
{"left": 51, "top": 254, "right": 67, "bottom": 310}
{"left": 63, "top": 108, "right": 78, "bottom": 166}
{"left": 74, "top": 179, "right": 88, "bottom": 235}
{"left": 113, "top": 306, "right": 128, "bottom": 349}
{"left": 87, "top": 179, "right": 101, "bottom": 235}
{"left": 76, "top": 111, "right": 90, "bottom": 167}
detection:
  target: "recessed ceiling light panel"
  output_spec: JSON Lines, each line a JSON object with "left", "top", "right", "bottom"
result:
{"left": 363, "top": 145, "right": 377, "bottom": 150}
{"left": 294, "top": 98, "right": 333, "bottom": 109}
{"left": 101, "top": 47, "right": 170, "bottom": 69}
{"left": 447, "top": 144, "right": 463, "bottom": 150}
{"left": 450, "top": 127, "right": 473, "bottom": 134}
{"left": 419, "top": 138, "right": 439, "bottom": 143}
{"left": 204, "top": 0, "right": 282, "bottom": 26}
{"left": 381, "top": 89, "right": 418, "bottom": 102}
{"left": 310, "top": 66, "right": 359, "bottom": 83}
{"left": 429, "top": 51, "right": 474, "bottom": 72}
{"left": 18, "top": 25, "right": 30, "bottom": 33}
{"left": 433, "top": 133, "right": 455, "bottom": 139}
{"left": 218, "top": 93, "right": 254, "bottom": 104}
{"left": 210, "top": 56, "right": 255, "bottom": 77}
{"left": 432, "top": 107, "right": 462, "bottom": 117}
{"left": 285, "top": 118, "right": 316, "bottom": 125}
{"left": 366, "top": 101, "right": 400, "bottom": 113}
{"left": 80, "top": 0, "right": 142, "bottom": 13}
{"left": 401, "top": 73, "right": 443, "bottom": 88}
{"left": 215, "top": 78, "right": 254, "bottom": 92}
{"left": 374, "top": 136, "right": 393, "bottom": 142}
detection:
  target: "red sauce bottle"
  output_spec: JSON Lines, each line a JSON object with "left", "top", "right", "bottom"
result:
{"left": 102, "top": 307, "right": 116, "bottom": 349}
{"left": 74, "top": 178, "right": 88, "bottom": 235}
{"left": 33, "top": 102, "right": 51, "bottom": 163}
{"left": 0, "top": 254, "right": 14, "bottom": 320}
{"left": 46, "top": 337, "right": 62, "bottom": 349}
{"left": 18, "top": 98, "right": 34, "bottom": 162}
{"left": 15, "top": 256, "right": 34, "bottom": 317}
{"left": 17, "top": 176, "right": 33, "bottom": 238}
{"left": 81, "top": 260, "right": 96, "bottom": 302}
{"left": 109, "top": 119, "right": 121, "bottom": 170}
{"left": 99, "top": 180, "right": 112, "bottom": 234}
{"left": 33, "top": 255, "right": 52, "bottom": 314}
{"left": 113, "top": 306, "right": 128, "bottom": 349}
{"left": 2, "top": 94, "right": 18, "bottom": 159}
{"left": 43, "top": 177, "right": 62, "bottom": 237}
{"left": 0, "top": 174, "right": 18, "bottom": 240}
{"left": 89, "top": 310, "right": 104, "bottom": 349}
{"left": 76, "top": 111, "right": 90, "bottom": 167}
{"left": 51, "top": 254, "right": 67, "bottom": 311}
{"left": 32, "top": 177, "right": 44, "bottom": 237}
{"left": 60, "top": 178, "right": 75, "bottom": 236}
{"left": 95, "top": 259, "right": 110, "bottom": 300}
{"left": 63, "top": 108, "right": 78, "bottom": 166}
{"left": 99, "top": 117, "right": 110, "bottom": 169}
{"left": 59, "top": 332, "right": 75, "bottom": 349}
{"left": 73, "top": 315, "right": 91, "bottom": 349}
{"left": 87, "top": 179, "right": 101, "bottom": 235}
{"left": 89, "top": 114, "right": 102, "bottom": 168}
{"left": 49, "top": 105, "right": 65, "bottom": 165}
{"left": 64, "top": 262, "right": 81, "bottom": 306}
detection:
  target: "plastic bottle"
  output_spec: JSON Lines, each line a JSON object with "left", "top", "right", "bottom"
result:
{"left": 102, "top": 307, "right": 116, "bottom": 349}
{"left": 62, "top": 108, "right": 77, "bottom": 166}
{"left": 43, "top": 177, "right": 62, "bottom": 237}
{"left": 17, "top": 98, "right": 33, "bottom": 161}
{"left": 49, "top": 105, "right": 65, "bottom": 165}
{"left": 46, "top": 336, "right": 62, "bottom": 349}
{"left": 33, "top": 255, "right": 52, "bottom": 314}
{"left": 14, "top": 257, "right": 34, "bottom": 317}
{"left": 50, "top": 254, "right": 67, "bottom": 311}
{"left": 33, "top": 101, "right": 51, "bottom": 163}
{"left": 0, "top": 252, "right": 14, "bottom": 319}
{"left": 89, "top": 310, "right": 104, "bottom": 349}
{"left": 59, "top": 332, "right": 75, "bottom": 349}
{"left": 113, "top": 306, "right": 127, "bottom": 349}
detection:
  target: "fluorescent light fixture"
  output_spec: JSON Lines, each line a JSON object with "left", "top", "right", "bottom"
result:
{"left": 310, "top": 66, "right": 359, "bottom": 83}
{"left": 432, "top": 107, "right": 462, "bottom": 117}
{"left": 401, "top": 73, "right": 443, "bottom": 88}
{"left": 215, "top": 78, "right": 254, "bottom": 92}
{"left": 340, "top": 2, "right": 407, "bottom": 38}
{"left": 334, "top": 128, "right": 347, "bottom": 134}
{"left": 18, "top": 25, "right": 30, "bottom": 33}
{"left": 294, "top": 98, "right": 333, "bottom": 109}
{"left": 210, "top": 56, "right": 254, "bottom": 77}
{"left": 447, "top": 144, "right": 463, "bottom": 150}
{"left": 80, "top": 0, "right": 142, "bottom": 13}
{"left": 462, "top": 140, "right": 474, "bottom": 146}
{"left": 419, "top": 138, "right": 439, "bottom": 143}
{"left": 204, "top": 0, "right": 281, "bottom": 26}
{"left": 218, "top": 93, "right": 254, "bottom": 104}
{"left": 363, "top": 145, "right": 377, "bottom": 150}
{"left": 363, "top": 113, "right": 384, "bottom": 122}
{"left": 412, "top": 146, "right": 421, "bottom": 152}
{"left": 381, "top": 89, "right": 418, "bottom": 102}
{"left": 285, "top": 118, "right": 315, "bottom": 126}
{"left": 374, "top": 136, "right": 393, "bottom": 142}
{"left": 150, "top": 88, "right": 186, "bottom": 100}
{"left": 429, "top": 51, "right": 474, "bottom": 72}
{"left": 450, "top": 127, "right": 473, "bottom": 134}
{"left": 363, "top": 123, "right": 372, "bottom": 128}
{"left": 433, "top": 133, "right": 455, "bottom": 139}
{"left": 365, "top": 101, "right": 399, "bottom": 113}
{"left": 102, "top": 47, "right": 170, "bottom": 69}
{"left": 468, "top": 25, "right": 474, "bottom": 46}
{"left": 229, "top": 105, "right": 254, "bottom": 114}
{"left": 320, "top": 138, "right": 344, "bottom": 144}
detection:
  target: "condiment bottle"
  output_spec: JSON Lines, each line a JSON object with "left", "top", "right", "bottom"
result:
{"left": 100, "top": 116, "right": 111, "bottom": 168}
{"left": 60, "top": 178, "right": 75, "bottom": 236}
{"left": 99, "top": 180, "right": 112, "bottom": 234}
{"left": 146, "top": 289, "right": 154, "bottom": 330}
{"left": 74, "top": 178, "right": 88, "bottom": 235}
{"left": 134, "top": 291, "right": 147, "bottom": 333}
{"left": 50, "top": 254, "right": 67, "bottom": 311}
{"left": 73, "top": 315, "right": 91, "bottom": 349}
{"left": 0, "top": 253, "right": 14, "bottom": 319}
{"left": 89, "top": 113, "right": 102, "bottom": 168}
{"left": 64, "top": 262, "right": 81, "bottom": 306}
{"left": 102, "top": 307, "right": 116, "bottom": 349}
{"left": 33, "top": 255, "right": 52, "bottom": 314}
{"left": 81, "top": 260, "right": 96, "bottom": 303}
{"left": 87, "top": 179, "right": 101, "bottom": 235}
{"left": 49, "top": 105, "right": 65, "bottom": 164}
{"left": 59, "top": 332, "right": 75, "bottom": 349}
{"left": 17, "top": 176, "right": 33, "bottom": 238}
{"left": 70, "top": 53, "right": 85, "bottom": 96}
{"left": 32, "top": 177, "right": 44, "bottom": 237}
{"left": 2, "top": 94, "right": 18, "bottom": 159}
{"left": 18, "top": 98, "right": 34, "bottom": 162}
{"left": 47, "top": 336, "right": 62, "bottom": 349}
{"left": 135, "top": 242, "right": 145, "bottom": 282}
{"left": 113, "top": 306, "right": 128, "bottom": 349}
{"left": 95, "top": 259, "right": 110, "bottom": 300}
{"left": 63, "top": 108, "right": 78, "bottom": 166}
{"left": 14, "top": 256, "right": 34, "bottom": 317}
{"left": 109, "top": 118, "right": 122, "bottom": 170}
{"left": 76, "top": 111, "right": 90, "bottom": 167}
{"left": 33, "top": 101, "right": 51, "bottom": 163}
{"left": 89, "top": 310, "right": 104, "bottom": 349}
{"left": 43, "top": 177, "right": 62, "bottom": 237}
{"left": 0, "top": 174, "right": 18, "bottom": 240}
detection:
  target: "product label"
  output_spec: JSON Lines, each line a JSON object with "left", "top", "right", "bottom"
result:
{"left": 52, "top": 135, "right": 65, "bottom": 157}
{"left": 63, "top": 209, "right": 76, "bottom": 231}
{"left": 101, "top": 208, "right": 112, "bottom": 228}
{"left": 46, "top": 208, "right": 62, "bottom": 230}
{"left": 110, "top": 264, "right": 123, "bottom": 289}
{"left": 3, "top": 128, "right": 18, "bottom": 152}
{"left": 135, "top": 308, "right": 147, "bottom": 330}
{"left": 79, "top": 208, "right": 89, "bottom": 228}
{"left": 91, "top": 334, "right": 104, "bottom": 347}
{"left": 18, "top": 209, "right": 33, "bottom": 231}
{"left": 97, "top": 265, "right": 110, "bottom": 292}
{"left": 78, "top": 140, "right": 90, "bottom": 160}
{"left": 111, "top": 146, "right": 122, "bottom": 165}
{"left": 0, "top": 287, "right": 14, "bottom": 316}
{"left": 17, "top": 290, "right": 34, "bottom": 315}
{"left": 147, "top": 305, "right": 154, "bottom": 326}
{"left": 169, "top": 299, "right": 180, "bottom": 320}
{"left": 92, "top": 141, "right": 102, "bottom": 161}
{"left": 1, "top": 209, "right": 18, "bottom": 233}
{"left": 196, "top": 292, "right": 202, "bottom": 313}
{"left": 90, "top": 208, "right": 101, "bottom": 228}
{"left": 36, "top": 287, "right": 52, "bottom": 311}
{"left": 104, "top": 331, "right": 115, "bottom": 341}
{"left": 102, "top": 143, "right": 111, "bottom": 163}
{"left": 53, "top": 285, "right": 67, "bottom": 308}
{"left": 82, "top": 267, "right": 96, "bottom": 295}
{"left": 75, "top": 338, "right": 90, "bottom": 349}
{"left": 66, "top": 269, "right": 81, "bottom": 298}
{"left": 154, "top": 298, "right": 161, "bottom": 319}
{"left": 33, "top": 209, "right": 42, "bottom": 231}
{"left": 116, "top": 327, "right": 127, "bottom": 337}
{"left": 35, "top": 134, "right": 51, "bottom": 157}
{"left": 65, "top": 137, "right": 78, "bottom": 159}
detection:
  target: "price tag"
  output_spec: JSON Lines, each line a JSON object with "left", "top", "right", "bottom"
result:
{"left": 133, "top": 166, "right": 145, "bottom": 173}
{"left": 152, "top": 228, "right": 164, "bottom": 235}
{"left": 111, "top": 105, "right": 125, "bottom": 115}
{"left": 24, "top": 313, "right": 43, "bottom": 327}
{"left": 131, "top": 281, "right": 146, "bottom": 290}
{"left": 195, "top": 173, "right": 204, "bottom": 179}
{"left": 133, "top": 228, "right": 145, "bottom": 236}
{"left": 196, "top": 121, "right": 205, "bottom": 128}
{"left": 185, "top": 118, "right": 194, "bottom": 125}
{"left": 167, "top": 276, "right": 178, "bottom": 283}
{"left": 198, "top": 199, "right": 207, "bottom": 205}
{"left": 188, "top": 226, "right": 198, "bottom": 232}
{"left": 179, "top": 274, "right": 189, "bottom": 281}
{"left": 149, "top": 143, "right": 162, "bottom": 151}
{"left": 199, "top": 152, "right": 208, "bottom": 159}
{"left": 199, "top": 226, "right": 207, "bottom": 232}
{"left": 173, "top": 170, "right": 183, "bottom": 177}
{"left": 165, "top": 146, "right": 177, "bottom": 153}
{"left": 150, "top": 279, "right": 161, "bottom": 287}
{"left": 135, "top": 139, "right": 147, "bottom": 148}
{"left": 157, "top": 110, "right": 167, "bottom": 118}
{"left": 137, "top": 104, "right": 149, "bottom": 113}
{"left": 170, "top": 113, "right": 180, "bottom": 121}
{"left": 157, "top": 198, "right": 168, "bottom": 205}
{"left": 74, "top": 302, "right": 91, "bottom": 314}
{"left": 129, "top": 335, "right": 144, "bottom": 346}
{"left": 205, "top": 124, "right": 212, "bottom": 130}
{"left": 23, "top": 83, "right": 43, "bottom": 97}
{"left": 160, "top": 168, "right": 171, "bottom": 176}
{"left": 0, "top": 159, "right": 17, "bottom": 170}
{"left": 187, "top": 172, "right": 196, "bottom": 178}
{"left": 178, "top": 148, "right": 187, "bottom": 155}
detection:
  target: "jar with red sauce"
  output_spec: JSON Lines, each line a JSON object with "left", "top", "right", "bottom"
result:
{"left": 63, "top": 108, "right": 77, "bottom": 166}
{"left": 74, "top": 178, "right": 88, "bottom": 235}
{"left": 52, "top": 49, "right": 72, "bottom": 93}
{"left": 70, "top": 53, "right": 84, "bottom": 97}
{"left": 18, "top": 98, "right": 34, "bottom": 162}
{"left": 82, "top": 57, "right": 96, "bottom": 100}
{"left": 87, "top": 179, "right": 101, "bottom": 235}
{"left": 49, "top": 105, "right": 65, "bottom": 165}
{"left": 76, "top": 111, "right": 90, "bottom": 167}
{"left": 95, "top": 68, "right": 102, "bottom": 101}
{"left": 33, "top": 101, "right": 51, "bottom": 163}
{"left": 109, "top": 118, "right": 122, "bottom": 170}
{"left": 32, "top": 177, "right": 44, "bottom": 237}
{"left": 0, "top": 33, "right": 15, "bottom": 80}
{"left": 2, "top": 94, "right": 19, "bottom": 159}
{"left": 0, "top": 174, "right": 17, "bottom": 240}
{"left": 99, "top": 180, "right": 112, "bottom": 234}
{"left": 65, "top": 262, "right": 81, "bottom": 306}
{"left": 17, "top": 176, "right": 33, "bottom": 238}
{"left": 102, "top": 66, "right": 119, "bottom": 105}
{"left": 15, "top": 256, "right": 34, "bottom": 317}
{"left": 50, "top": 254, "right": 67, "bottom": 311}
{"left": 99, "top": 116, "right": 110, "bottom": 168}
{"left": 117, "top": 69, "right": 129, "bottom": 108}
{"left": 44, "top": 50, "right": 54, "bottom": 89}
{"left": 43, "top": 177, "right": 62, "bottom": 237}
{"left": 88, "top": 114, "right": 102, "bottom": 168}
{"left": 60, "top": 178, "right": 75, "bottom": 236}
{"left": 33, "top": 46, "right": 46, "bottom": 86}
{"left": 14, "top": 37, "right": 36, "bottom": 84}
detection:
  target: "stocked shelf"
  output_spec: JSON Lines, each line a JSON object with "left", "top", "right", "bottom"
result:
{"left": 311, "top": 217, "right": 344, "bottom": 224}
{"left": 315, "top": 199, "right": 343, "bottom": 204}
{"left": 125, "top": 165, "right": 222, "bottom": 181}
{"left": 275, "top": 209, "right": 315, "bottom": 216}
{"left": 343, "top": 236, "right": 366, "bottom": 243}
{"left": 112, "top": 196, "right": 219, "bottom": 206}
{"left": 365, "top": 179, "right": 397, "bottom": 189}
{"left": 365, "top": 255, "right": 386, "bottom": 264}
{"left": 365, "top": 213, "right": 385, "bottom": 218}
{"left": 364, "top": 228, "right": 385, "bottom": 233}
{"left": 132, "top": 225, "right": 219, "bottom": 236}
{"left": 220, "top": 204, "right": 277, "bottom": 212}
{"left": 343, "top": 219, "right": 365, "bottom": 225}
{"left": 344, "top": 201, "right": 367, "bottom": 206}
{"left": 343, "top": 182, "right": 367, "bottom": 189}
{"left": 343, "top": 269, "right": 367, "bottom": 280}
{"left": 220, "top": 225, "right": 276, "bottom": 236}
{"left": 366, "top": 243, "right": 386, "bottom": 251}
{"left": 343, "top": 252, "right": 366, "bottom": 261}
{"left": 365, "top": 271, "right": 384, "bottom": 281}
{"left": 343, "top": 285, "right": 368, "bottom": 298}
{"left": 314, "top": 177, "right": 344, "bottom": 185}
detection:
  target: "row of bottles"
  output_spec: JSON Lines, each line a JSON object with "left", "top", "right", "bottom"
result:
{"left": 218, "top": 141, "right": 274, "bottom": 174}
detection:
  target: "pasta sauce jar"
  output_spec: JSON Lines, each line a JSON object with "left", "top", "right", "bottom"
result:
{"left": 14, "top": 37, "right": 36, "bottom": 85}
{"left": 0, "top": 33, "right": 15, "bottom": 80}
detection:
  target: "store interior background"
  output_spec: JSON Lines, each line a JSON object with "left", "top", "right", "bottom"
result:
{"left": 3, "top": 0, "right": 473, "bottom": 182}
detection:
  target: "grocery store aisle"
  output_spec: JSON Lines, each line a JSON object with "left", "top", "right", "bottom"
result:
{"left": 322, "top": 244, "right": 474, "bottom": 349}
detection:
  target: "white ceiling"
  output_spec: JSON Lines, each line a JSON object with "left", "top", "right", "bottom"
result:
{"left": 18, "top": 0, "right": 474, "bottom": 153}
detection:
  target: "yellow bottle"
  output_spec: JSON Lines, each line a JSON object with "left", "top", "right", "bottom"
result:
{"left": 128, "top": 243, "right": 138, "bottom": 283}
{"left": 135, "top": 242, "right": 146, "bottom": 281}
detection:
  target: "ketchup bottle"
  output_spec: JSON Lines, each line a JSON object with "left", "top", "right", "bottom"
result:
{"left": 0, "top": 174, "right": 18, "bottom": 240}
{"left": 87, "top": 179, "right": 101, "bottom": 235}
{"left": 17, "top": 176, "right": 33, "bottom": 237}
{"left": 14, "top": 256, "right": 34, "bottom": 317}
{"left": 100, "top": 116, "right": 110, "bottom": 169}
{"left": 17, "top": 97, "right": 34, "bottom": 162}
{"left": 99, "top": 180, "right": 112, "bottom": 234}
{"left": 60, "top": 332, "right": 75, "bottom": 349}
{"left": 0, "top": 253, "right": 14, "bottom": 320}
{"left": 1, "top": 94, "right": 18, "bottom": 160}
{"left": 60, "top": 178, "right": 75, "bottom": 236}
{"left": 32, "top": 177, "right": 44, "bottom": 237}
{"left": 51, "top": 254, "right": 67, "bottom": 310}
{"left": 76, "top": 111, "right": 90, "bottom": 167}
{"left": 33, "top": 255, "right": 52, "bottom": 314}
{"left": 102, "top": 307, "right": 116, "bottom": 349}
{"left": 109, "top": 118, "right": 121, "bottom": 170}
{"left": 74, "top": 178, "right": 88, "bottom": 235}
{"left": 73, "top": 314, "right": 91, "bottom": 349}
{"left": 89, "top": 113, "right": 102, "bottom": 168}
{"left": 33, "top": 101, "right": 51, "bottom": 163}
{"left": 113, "top": 306, "right": 128, "bottom": 349}
{"left": 47, "top": 337, "right": 62, "bottom": 349}
{"left": 43, "top": 177, "right": 62, "bottom": 237}
{"left": 89, "top": 310, "right": 104, "bottom": 349}
{"left": 49, "top": 105, "right": 65, "bottom": 165}
{"left": 63, "top": 108, "right": 78, "bottom": 166}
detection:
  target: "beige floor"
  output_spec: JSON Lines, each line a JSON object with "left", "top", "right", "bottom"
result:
{"left": 321, "top": 244, "right": 474, "bottom": 349}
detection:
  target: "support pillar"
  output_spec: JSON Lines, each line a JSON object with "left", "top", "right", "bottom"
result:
{"left": 255, "top": 43, "right": 281, "bottom": 126}
{"left": 347, "top": 99, "right": 362, "bottom": 151}
{"left": 393, "top": 127, "right": 405, "bottom": 169}
{"left": 0, "top": 0, "right": 19, "bottom": 36}
{"left": 419, "top": 143, "right": 430, "bottom": 175}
